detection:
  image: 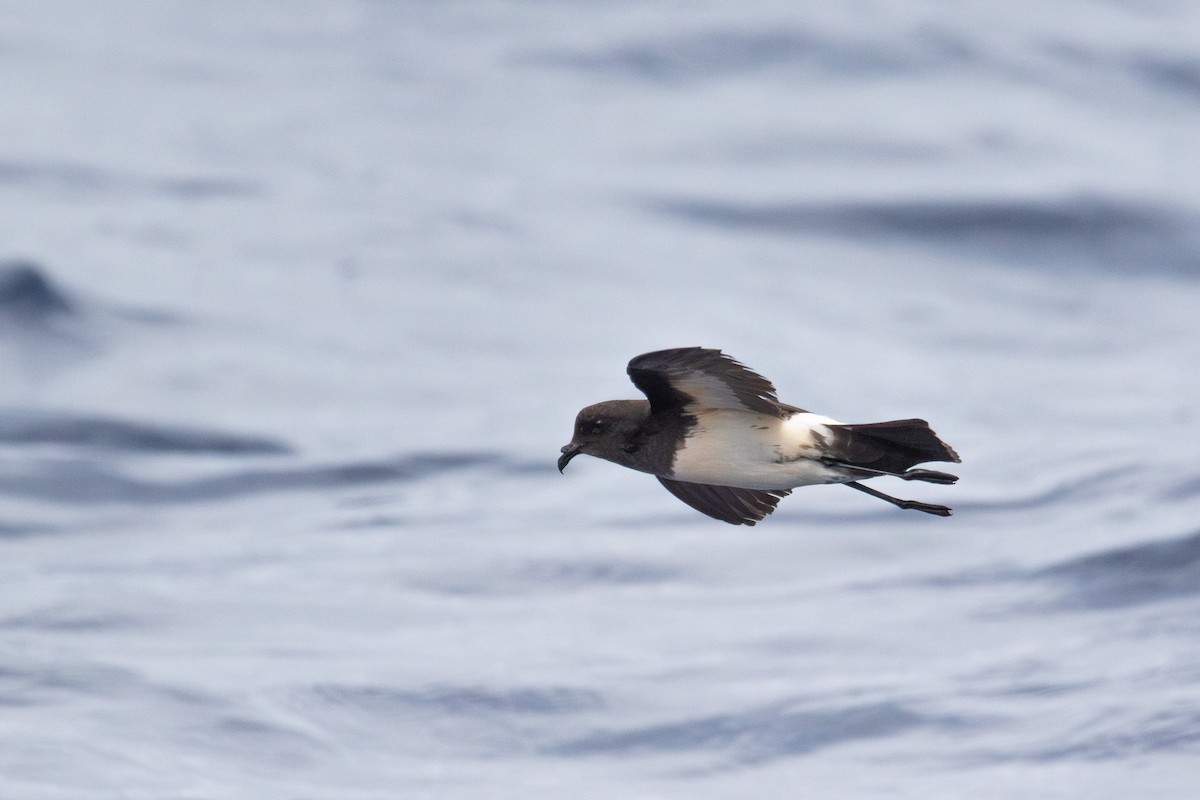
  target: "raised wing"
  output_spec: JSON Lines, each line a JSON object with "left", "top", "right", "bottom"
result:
{"left": 657, "top": 477, "right": 790, "bottom": 526}
{"left": 627, "top": 347, "right": 794, "bottom": 418}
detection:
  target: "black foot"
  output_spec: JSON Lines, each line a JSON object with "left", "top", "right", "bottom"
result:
{"left": 896, "top": 499, "right": 953, "bottom": 516}
{"left": 845, "top": 481, "right": 954, "bottom": 517}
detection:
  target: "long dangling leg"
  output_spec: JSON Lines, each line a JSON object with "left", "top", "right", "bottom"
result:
{"left": 845, "top": 481, "right": 953, "bottom": 516}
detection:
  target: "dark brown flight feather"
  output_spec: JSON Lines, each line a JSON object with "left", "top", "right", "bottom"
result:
{"left": 656, "top": 477, "right": 791, "bottom": 526}
{"left": 627, "top": 347, "right": 800, "bottom": 419}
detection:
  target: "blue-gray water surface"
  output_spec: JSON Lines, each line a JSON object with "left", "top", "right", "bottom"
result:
{"left": 2, "top": 2, "right": 1199, "bottom": 798}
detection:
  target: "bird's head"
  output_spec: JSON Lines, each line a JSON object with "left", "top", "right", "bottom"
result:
{"left": 557, "top": 400, "right": 650, "bottom": 472}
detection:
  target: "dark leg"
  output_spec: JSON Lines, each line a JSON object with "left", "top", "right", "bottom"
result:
{"left": 822, "top": 458, "right": 957, "bottom": 485}
{"left": 845, "top": 481, "right": 953, "bottom": 517}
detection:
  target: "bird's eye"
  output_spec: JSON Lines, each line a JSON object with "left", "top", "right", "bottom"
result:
{"left": 582, "top": 420, "right": 607, "bottom": 435}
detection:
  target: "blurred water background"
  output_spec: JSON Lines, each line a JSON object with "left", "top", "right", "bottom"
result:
{"left": 2, "top": 2, "right": 1200, "bottom": 797}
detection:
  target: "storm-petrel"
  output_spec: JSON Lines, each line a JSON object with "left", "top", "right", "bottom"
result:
{"left": 558, "top": 347, "right": 960, "bottom": 525}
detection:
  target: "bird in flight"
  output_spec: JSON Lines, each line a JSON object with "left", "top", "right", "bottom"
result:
{"left": 558, "top": 347, "right": 960, "bottom": 525}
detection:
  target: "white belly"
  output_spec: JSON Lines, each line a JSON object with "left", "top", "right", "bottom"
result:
{"left": 668, "top": 410, "right": 846, "bottom": 491}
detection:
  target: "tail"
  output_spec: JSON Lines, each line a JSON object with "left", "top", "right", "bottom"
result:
{"left": 826, "top": 419, "right": 961, "bottom": 477}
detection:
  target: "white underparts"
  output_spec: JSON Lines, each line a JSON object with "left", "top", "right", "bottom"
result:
{"left": 668, "top": 409, "right": 851, "bottom": 491}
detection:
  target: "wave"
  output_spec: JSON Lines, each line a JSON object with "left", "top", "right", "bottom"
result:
{"left": 293, "top": 682, "right": 604, "bottom": 758}
{"left": 1032, "top": 529, "right": 1200, "bottom": 609}
{"left": 414, "top": 558, "right": 682, "bottom": 596}
{"left": 310, "top": 683, "right": 604, "bottom": 717}
{"left": 0, "top": 451, "right": 524, "bottom": 505}
{"left": 981, "top": 705, "right": 1200, "bottom": 762}
{"left": 647, "top": 194, "right": 1198, "bottom": 274}
{"left": 0, "top": 411, "right": 291, "bottom": 455}
{"left": 0, "top": 158, "right": 257, "bottom": 202}
{"left": 546, "top": 699, "right": 960, "bottom": 766}
{"left": 0, "top": 261, "right": 75, "bottom": 322}
{"left": 520, "top": 25, "right": 978, "bottom": 83}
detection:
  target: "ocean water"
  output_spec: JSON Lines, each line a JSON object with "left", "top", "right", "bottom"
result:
{"left": 2, "top": 2, "right": 1200, "bottom": 797}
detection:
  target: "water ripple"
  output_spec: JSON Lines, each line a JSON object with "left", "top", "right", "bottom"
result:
{"left": 521, "top": 25, "right": 978, "bottom": 83}
{"left": 0, "top": 411, "right": 291, "bottom": 455}
{"left": 0, "top": 261, "right": 75, "bottom": 322}
{"left": 1032, "top": 530, "right": 1200, "bottom": 609}
{"left": 547, "top": 700, "right": 959, "bottom": 766}
{"left": 648, "top": 194, "right": 1198, "bottom": 273}
{"left": 310, "top": 683, "right": 604, "bottom": 717}
{"left": 0, "top": 451, "right": 522, "bottom": 505}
